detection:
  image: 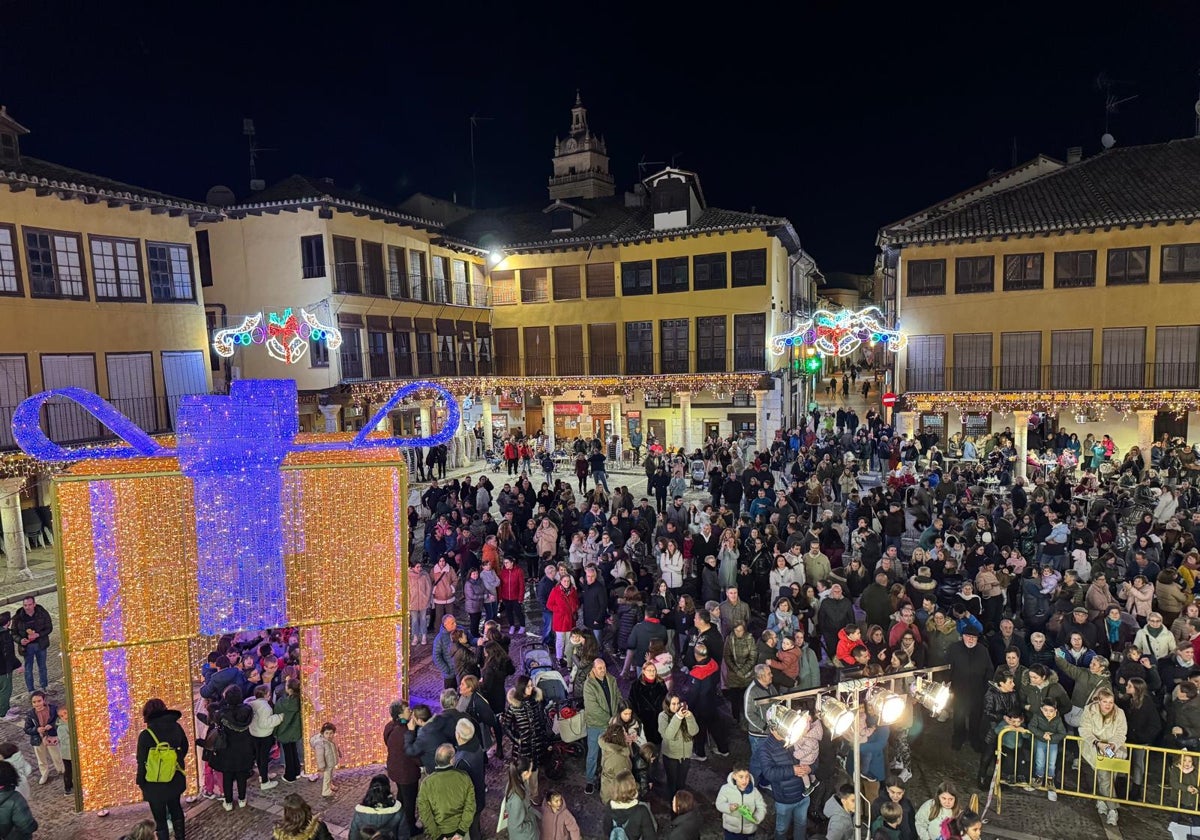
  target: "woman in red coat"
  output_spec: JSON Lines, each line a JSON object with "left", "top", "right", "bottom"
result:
{"left": 546, "top": 573, "right": 580, "bottom": 660}
{"left": 504, "top": 439, "right": 519, "bottom": 476}
{"left": 498, "top": 556, "right": 528, "bottom": 634}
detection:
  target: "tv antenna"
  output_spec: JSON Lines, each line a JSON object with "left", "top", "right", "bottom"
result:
{"left": 243, "top": 118, "right": 275, "bottom": 192}
{"left": 469, "top": 113, "right": 494, "bottom": 208}
{"left": 1095, "top": 72, "right": 1138, "bottom": 146}
{"left": 636, "top": 153, "right": 665, "bottom": 181}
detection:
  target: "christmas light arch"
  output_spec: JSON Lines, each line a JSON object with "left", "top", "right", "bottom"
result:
{"left": 770, "top": 305, "right": 906, "bottom": 358}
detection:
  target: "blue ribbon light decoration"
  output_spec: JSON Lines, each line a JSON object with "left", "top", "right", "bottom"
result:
{"left": 13, "top": 379, "right": 458, "bottom": 636}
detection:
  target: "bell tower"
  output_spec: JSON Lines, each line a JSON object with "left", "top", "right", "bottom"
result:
{"left": 548, "top": 92, "right": 615, "bottom": 200}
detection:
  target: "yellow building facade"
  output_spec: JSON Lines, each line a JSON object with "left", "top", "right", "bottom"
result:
{"left": 879, "top": 137, "right": 1200, "bottom": 462}
{"left": 0, "top": 107, "right": 218, "bottom": 453}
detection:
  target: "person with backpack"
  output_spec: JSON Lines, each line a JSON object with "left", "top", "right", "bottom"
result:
{"left": 606, "top": 770, "right": 657, "bottom": 840}
{"left": 0, "top": 762, "right": 35, "bottom": 840}
{"left": 136, "top": 697, "right": 189, "bottom": 840}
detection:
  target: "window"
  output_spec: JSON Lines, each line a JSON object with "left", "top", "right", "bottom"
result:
{"left": 693, "top": 253, "right": 727, "bottom": 291}
{"left": 919, "top": 414, "right": 947, "bottom": 448}
{"left": 0, "top": 355, "right": 28, "bottom": 448}
{"left": 339, "top": 329, "right": 364, "bottom": 379}
{"left": 387, "top": 245, "right": 407, "bottom": 298}
{"left": 644, "top": 392, "right": 673, "bottom": 409}
{"left": 1050, "top": 329, "right": 1092, "bottom": 389}
{"left": 1000, "top": 331, "right": 1041, "bottom": 390}
{"left": 1101, "top": 327, "right": 1146, "bottom": 388}
{"left": 732, "top": 392, "right": 752, "bottom": 407}
{"left": 332, "top": 236, "right": 359, "bottom": 293}
{"left": 89, "top": 236, "right": 142, "bottom": 300}
{"left": 432, "top": 256, "right": 450, "bottom": 303}
{"left": 625, "top": 321, "right": 653, "bottom": 374}
{"left": 26, "top": 229, "right": 86, "bottom": 298}
{"left": 40, "top": 354, "right": 99, "bottom": 441}
{"left": 0, "top": 225, "right": 20, "bottom": 294}
{"left": 588, "top": 323, "right": 618, "bottom": 374}
{"left": 1162, "top": 244, "right": 1200, "bottom": 283}
{"left": 452, "top": 259, "right": 469, "bottom": 304}
{"left": 1155, "top": 326, "right": 1200, "bottom": 388}
{"left": 301, "top": 235, "right": 325, "bottom": 279}
{"left": 954, "top": 256, "right": 994, "bottom": 294}
{"left": 309, "top": 335, "right": 329, "bottom": 367}
{"left": 408, "top": 251, "right": 426, "bottom": 299}
{"left": 438, "top": 332, "right": 457, "bottom": 374}
{"left": 392, "top": 331, "right": 412, "bottom": 376}
{"left": 1106, "top": 247, "right": 1149, "bottom": 286}
{"left": 731, "top": 249, "right": 767, "bottom": 287}
{"left": 905, "top": 335, "right": 945, "bottom": 391}
{"left": 1003, "top": 253, "right": 1043, "bottom": 291}
{"left": 555, "top": 325, "right": 584, "bottom": 376}
{"left": 962, "top": 413, "right": 991, "bottom": 441}
{"left": 1053, "top": 250, "right": 1095, "bottom": 288}
{"left": 660, "top": 318, "right": 689, "bottom": 373}
{"left": 585, "top": 262, "right": 615, "bottom": 297}
{"left": 552, "top": 265, "right": 581, "bottom": 301}
{"left": 195, "top": 230, "right": 213, "bottom": 288}
{"left": 656, "top": 257, "right": 689, "bottom": 294}
{"left": 491, "top": 270, "right": 516, "bottom": 305}
{"left": 362, "top": 241, "right": 386, "bottom": 296}
{"left": 368, "top": 331, "right": 389, "bottom": 379}
{"left": 697, "top": 315, "right": 726, "bottom": 372}
{"left": 520, "top": 268, "right": 549, "bottom": 303}
{"left": 416, "top": 332, "right": 437, "bottom": 375}
{"left": 651, "top": 178, "right": 689, "bottom": 214}
{"left": 952, "top": 333, "right": 992, "bottom": 390}
{"left": 147, "top": 243, "right": 194, "bottom": 302}
{"left": 621, "top": 260, "right": 652, "bottom": 296}
{"left": 733, "top": 313, "right": 766, "bottom": 370}
{"left": 906, "top": 259, "right": 946, "bottom": 296}
{"left": 523, "top": 326, "right": 549, "bottom": 376}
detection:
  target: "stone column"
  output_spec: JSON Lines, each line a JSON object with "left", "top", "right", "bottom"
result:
{"left": 679, "top": 392, "right": 692, "bottom": 454}
{"left": 0, "top": 478, "right": 29, "bottom": 576}
{"left": 419, "top": 403, "right": 432, "bottom": 439}
{"left": 318, "top": 405, "right": 342, "bottom": 433}
{"left": 1136, "top": 410, "right": 1156, "bottom": 462}
{"left": 544, "top": 399, "right": 556, "bottom": 452}
{"left": 754, "top": 390, "right": 768, "bottom": 452}
{"left": 482, "top": 399, "right": 494, "bottom": 452}
{"left": 1013, "top": 419, "right": 1028, "bottom": 482}
{"left": 373, "top": 404, "right": 391, "bottom": 433}
{"left": 610, "top": 401, "right": 620, "bottom": 447}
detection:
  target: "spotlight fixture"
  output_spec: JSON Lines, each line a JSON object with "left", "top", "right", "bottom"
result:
{"left": 817, "top": 695, "right": 854, "bottom": 737}
{"left": 910, "top": 677, "right": 951, "bottom": 715}
{"left": 867, "top": 687, "right": 906, "bottom": 725}
{"left": 765, "top": 704, "right": 811, "bottom": 746}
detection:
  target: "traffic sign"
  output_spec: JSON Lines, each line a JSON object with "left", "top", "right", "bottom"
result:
{"left": 882, "top": 392, "right": 897, "bottom": 408}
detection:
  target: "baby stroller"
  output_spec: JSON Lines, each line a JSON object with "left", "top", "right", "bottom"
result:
{"left": 690, "top": 458, "right": 707, "bottom": 489}
{"left": 483, "top": 449, "right": 502, "bottom": 471}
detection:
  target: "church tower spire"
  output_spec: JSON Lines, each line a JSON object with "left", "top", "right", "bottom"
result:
{"left": 549, "top": 92, "right": 614, "bottom": 200}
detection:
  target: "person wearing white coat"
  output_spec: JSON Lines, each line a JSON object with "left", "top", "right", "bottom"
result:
{"left": 660, "top": 548, "right": 685, "bottom": 592}
{"left": 915, "top": 783, "right": 962, "bottom": 840}
{"left": 245, "top": 686, "right": 283, "bottom": 790}
{"left": 715, "top": 769, "right": 767, "bottom": 837}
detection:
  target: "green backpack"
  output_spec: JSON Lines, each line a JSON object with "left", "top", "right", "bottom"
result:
{"left": 144, "top": 729, "right": 179, "bottom": 783}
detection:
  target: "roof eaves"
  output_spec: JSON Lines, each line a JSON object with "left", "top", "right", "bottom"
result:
{"left": 0, "top": 167, "right": 223, "bottom": 218}
{"left": 228, "top": 194, "right": 443, "bottom": 230}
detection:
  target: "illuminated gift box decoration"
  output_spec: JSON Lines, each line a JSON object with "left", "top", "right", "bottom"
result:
{"left": 12, "top": 379, "right": 457, "bottom": 811}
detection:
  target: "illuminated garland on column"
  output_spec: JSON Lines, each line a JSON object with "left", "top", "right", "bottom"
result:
{"left": 901, "top": 389, "right": 1200, "bottom": 420}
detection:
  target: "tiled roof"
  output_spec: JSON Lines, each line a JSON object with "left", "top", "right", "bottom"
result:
{"left": 228, "top": 175, "right": 441, "bottom": 230}
{"left": 0, "top": 156, "right": 220, "bottom": 216}
{"left": 442, "top": 196, "right": 798, "bottom": 251}
{"left": 881, "top": 137, "right": 1200, "bottom": 245}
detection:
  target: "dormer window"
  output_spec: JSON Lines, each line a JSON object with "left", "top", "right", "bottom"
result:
{"left": 550, "top": 208, "right": 574, "bottom": 232}
{"left": 651, "top": 177, "right": 689, "bottom": 214}
{"left": 0, "top": 107, "right": 29, "bottom": 164}
{"left": 0, "top": 134, "right": 15, "bottom": 162}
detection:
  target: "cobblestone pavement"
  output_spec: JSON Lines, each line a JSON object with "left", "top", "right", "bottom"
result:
{"left": 21, "top": 453, "right": 1180, "bottom": 839}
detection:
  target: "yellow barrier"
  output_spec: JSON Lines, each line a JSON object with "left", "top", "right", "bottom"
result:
{"left": 991, "top": 725, "right": 1200, "bottom": 817}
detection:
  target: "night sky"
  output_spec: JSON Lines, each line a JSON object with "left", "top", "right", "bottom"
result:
{"left": 4, "top": 1, "right": 1199, "bottom": 272}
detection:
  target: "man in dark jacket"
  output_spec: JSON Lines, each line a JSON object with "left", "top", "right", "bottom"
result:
{"left": 626, "top": 613, "right": 668, "bottom": 669}
{"left": 199, "top": 656, "right": 249, "bottom": 701}
{"left": 686, "top": 643, "right": 729, "bottom": 759}
{"left": 946, "top": 628, "right": 993, "bottom": 752}
{"left": 432, "top": 615, "right": 458, "bottom": 690}
{"left": 453, "top": 718, "right": 487, "bottom": 840}
{"left": 0, "top": 763, "right": 36, "bottom": 838}
{"left": 580, "top": 566, "right": 608, "bottom": 646}
{"left": 137, "top": 698, "right": 189, "bottom": 839}
{"left": 883, "top": 502, "right": 906, "bottom": 557}
{"left": 0, "top": 613, "right": 22, "bottom": 720}
{"left": 860, "top": 572, "right": 894, "bottom": 630}
{"left": 760, "top": 729, "right": 813, "bottom": 839}
{"left": 12, "top": 597, "right": 51, "bottom": 696}
{"left": 406, "top": 689, "right": 473, "bottom": 773}
{"left": 684, "top": 609, "right": 723, "bottom": 668}
{"left": 745, "top": 665, "right": 778, "bottom": 786}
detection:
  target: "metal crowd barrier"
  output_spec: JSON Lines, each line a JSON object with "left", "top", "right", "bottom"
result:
{"left": 991, "top": 725, "right": 1200, "bottom": 817}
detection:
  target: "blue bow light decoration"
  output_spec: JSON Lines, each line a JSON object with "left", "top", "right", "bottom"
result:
{"left": 12, "top": 379, "right": 458, "bottom": 636}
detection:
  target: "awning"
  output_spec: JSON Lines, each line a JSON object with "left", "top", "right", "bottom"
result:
{"left": 457, "top": 320, "right": 475, "bottom": 341}
{"left": 391, "top": 316, "right": 413, "bottom": 331}
{"left": 337, "top": 313, "right": 364, "bottom": 327}
{"left": 413, "top": 317, "right": 435, "bottom": 332}
{"left": 475, "top": 322, "right": 492, "bottom": 337}
{"left": 436, "top": 318, "right": 455, "bottom": 336}
{"left": 366, "top": 315, "right": 390, "bottom": 330}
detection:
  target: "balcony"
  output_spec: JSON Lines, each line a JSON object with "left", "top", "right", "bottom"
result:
{"left": 483, "top": 351, "right": 767, "bottom": 378}
{"left": 333, "top": 262, "right": 362, "bottom": 295}
{"left": 734, "top": 348, "right": 766, "bottom": 372}
{"left": 903, "top": 362, "right": 1200, "bottom": 392}
{"left": 385, "top": 271, "right": 490, "bottom": 307}
{"left": 4, "top": 394, "right": 215, "bottom": 449}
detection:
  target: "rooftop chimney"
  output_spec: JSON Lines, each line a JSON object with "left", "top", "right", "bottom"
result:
{"left": 1066, "top": 146, "right": 1082, "bottom": 164}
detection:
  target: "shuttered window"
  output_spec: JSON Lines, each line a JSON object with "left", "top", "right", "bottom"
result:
{"left": 491, "top": 270, "right": 516, "bottom": 305}
{"left": 0, "top": 355, "right": 27, "bottom": 447}
{"left": 520, "top": 268, "right": 549, "bottom": 303}
{"left": 585, "top": 263, "right": 615, "bottom": 297}
{"left": 588, "top": 323, "right": 618, "bottom": 374}
{"left": 1155, "top": 325, "right": 1200, "bottom": 388}
{"left": 625, "top": 321, "right": 654, "bottom": 374}
{"left": 524, "top": 326, "right": 551, "bottom": 376}
{"left": 952, "top": 333, "right": 992, "bottom": 391}
{"left": 1051, "top": 329, "right": 1093, "bottom": 389}
{"left": 555, "top": 325, "right": 584, "bottom": 375}
{"left": 660, "top": 318, "right": 690, "bottom": 373}
{"left": 493, "top": 327, "right": 520, "bottom": 375}
{"left": 905, "top": 335, "right": 945, "bottom": 391}
{"left": 1000, "top": 331, "right": 1041, "bottom": 390}
{"left": 697, "top": 315, "right": 727, "bottom": 372}
{"left": 552, "top": 265, "right": 581, "bottom": 300}
{"left": 955, "top": 256, "right": 994, "bottom": 294}
{"left": 1102, "top": 327, "right": 1146, "bottom": 388}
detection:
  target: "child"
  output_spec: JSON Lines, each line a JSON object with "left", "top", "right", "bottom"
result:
{"left": 56, "top": 706, "right": 73, "bottom": 795}
{"left": 540, "top": 788, "right": 581, "bottom": 840}
{"left": 1026, "top": 701, "right": 1066, "bottom": 799}
{"left": 647, "top": 639, "right": 673, "bottom": 690}
{"left": 0, "top": 743, "right": 31, "bottom": 800}
{"left": 309, "top": 722, "right": 339, "bottom": 797}
{"left": 767, "top": 636, "right": 800, "bottom": 689}
{"left": 836, "top": 624, "right": 864, "bottom": 666}
{"left": 1167, "top": 753, "right": 1200, "bottom": 840}
{"left": 716, "top": 767, "right": 767, "bottom": 840}
{"left": 872, "top": 800, "right": 904, "bottom": 840}
{"left": 631, "top": 743, "right": 657, "bottom": 800}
